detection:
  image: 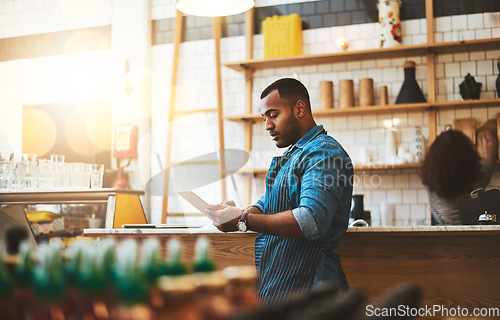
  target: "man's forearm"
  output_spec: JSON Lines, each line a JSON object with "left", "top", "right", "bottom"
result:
{"left": 246, "top": 209, "right": 305, "bottom": 238}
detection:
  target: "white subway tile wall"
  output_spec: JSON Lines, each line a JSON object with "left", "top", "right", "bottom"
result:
{"left": 435, "top": 13, "right": 500, "bottom": 43}
{"left": 1, "top": 0, "right": 500, "bottom": 224}
{"left": 0, "top": 51, "right": 112, "bottom": 155}
{"left": 0, "top": 0, "right": 112, "bottom": 38}
{"left": 150, "top": 0, "right": 321, "bottom": 20}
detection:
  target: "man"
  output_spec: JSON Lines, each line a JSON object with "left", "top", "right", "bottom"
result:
{"left": 207, "top": 78, "right": 353, "bottom": 305}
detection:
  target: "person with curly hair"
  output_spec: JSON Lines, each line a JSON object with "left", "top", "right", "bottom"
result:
{"left": 420, "top": 129, "right": 497, "bottom": 225}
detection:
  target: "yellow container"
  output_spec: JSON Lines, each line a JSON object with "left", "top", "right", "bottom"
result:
{"left": 263, "top": 13, "right": 302, "bottom": 58}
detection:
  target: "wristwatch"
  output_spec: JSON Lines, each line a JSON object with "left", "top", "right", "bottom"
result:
{"left": 237, "top": 210, "right": 249, "bottom": 232}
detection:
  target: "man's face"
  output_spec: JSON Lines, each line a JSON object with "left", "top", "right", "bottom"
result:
{"left": 260, "top": 90, "right": 301, "bottom": 148}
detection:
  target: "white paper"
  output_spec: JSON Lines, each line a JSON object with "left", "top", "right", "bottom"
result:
{"left": 178, "top": 191, "right": 214, "bottom": 221}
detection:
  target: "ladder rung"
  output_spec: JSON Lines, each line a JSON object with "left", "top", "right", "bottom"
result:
{"left": 169, "top": 160, "right": 220, "bottom": 167}
{"left": 174, "top": 108, "right": 217, "bottom": 117}
{"left": 166, "top": 212, "right": 205, "bottom": 217}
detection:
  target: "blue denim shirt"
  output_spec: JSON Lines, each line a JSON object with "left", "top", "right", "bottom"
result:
{"left": 252, "top": 125, "right": 353, "bottom": 305}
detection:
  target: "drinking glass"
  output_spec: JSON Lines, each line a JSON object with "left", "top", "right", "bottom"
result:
{"left": 50, "top": 154, "right": 65, "bottom": 162}
{"left": 22, "top": 153, "right": 37, "bottom": 162}
{"left": 51, "top": 154, "right": 66, "bottom": 188}
{"left": 70, "top": 163, "right": 88, "bottom": 188}
{"left": 0, "top": 160, "right": 12, "bottom": 189}
{"left": 38, "top": 159, "right": 56, "bottom": 189}
{"left": 22, "top": 160, "right": 38, "bottom": 189}
{"left": 90, "top": 164, "right": 104, "bottom": 189}
{"left": 55, "top": 162, "right": 71, "bottom": 189}
{"left": 83, "top": 163, "right": 92, "bottom": 188}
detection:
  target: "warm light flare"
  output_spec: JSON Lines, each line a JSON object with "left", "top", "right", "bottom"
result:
{"left": 58, "top": 0, "right": 108, "bottom": 20}
{"left": 383, "top": 118, "right": 401, "bottom": 128}
{"left": 87, "top": 104, "right": 112, "bottom": 151}
{"left": 63, "top": 30, "right": 108, "bottom": 54}
{"left": 22, "top": 109, "right": 57, "bottom": 156}
{"left": 335, "top": 36, "right": 349, "bottom": 50}
{"left": 34, "top": 53, "right": 111, "bottom": 104}
{"left": 65, "top": 106, "right": 109, "bottom": 156}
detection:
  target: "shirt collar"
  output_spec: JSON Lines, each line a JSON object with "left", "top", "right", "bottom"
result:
{"left": 284, "top": 125, "right": 326, "bottom": 156}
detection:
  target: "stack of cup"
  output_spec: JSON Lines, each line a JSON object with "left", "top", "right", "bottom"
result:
{"left": 0, "top": 160, "right": 12, "bottom": 189}
{"left": 339, "top": 79, "right": 354, "bottom": 108}
{"left": 359, "top": 78, "right": 374, "bottom": 107}
{"left": 90, "top": 164, "right": 105, "bottom": 189}
{"left": 319, "top": 81, "right": 334, "bottom": 109}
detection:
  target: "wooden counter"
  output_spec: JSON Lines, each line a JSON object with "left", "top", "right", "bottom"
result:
{"left": 84, "top": 226, "right": 500, "bottom": 309}
{"left": 338, "top": 226, "right": 500, "bottom": 309}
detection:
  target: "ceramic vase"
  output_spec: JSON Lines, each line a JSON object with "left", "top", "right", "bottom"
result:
{"left": 459, "top": 73, "right": 482, "bottom": 100}
{"left": 350, "top": 194, "right": 371, "bottom": 226}
{"left": 495, "top": 58, "right": 500, "bottom": 98}
{"left": 395, "top": 61, "right": 426, "bottom": 104}
{"left": 385, "top": 128, "right": 397, "bottom": 163}
{"left": 378, "top": 0, "right": 402, "bottom": 48}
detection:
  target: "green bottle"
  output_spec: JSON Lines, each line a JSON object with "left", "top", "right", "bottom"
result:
{"left": 93, "top": 238, "right": 116, "bottom": 318}
{"left": 192, "top": 236, "right": 216, "bottom": 273}
{"left": 140, "top": 238, "right": 166, "bottom": 283}
{"left": 13, "top": 241, "right": 36, "bottom": 319}
{"left": 165, "top": 238, "right": 187, "bottom": 276}
{"left": 97, "top": 238, "right": 117, "bottom": 285}
{"left": 113, "top": 239, "right": 154, "bottom": 320}
{"left": 0, "top": 246, "right": 15, "bottom": 320}
{"left": 32, "top": 239, "right": 67, "bottom": 320}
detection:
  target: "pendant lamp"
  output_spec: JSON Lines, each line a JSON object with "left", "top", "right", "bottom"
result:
{"left": 176, "top": 0, "right": 255, "bottom": 17}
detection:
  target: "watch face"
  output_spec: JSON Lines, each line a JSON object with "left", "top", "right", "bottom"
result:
{"left": 238, "top": 221, "right": 247, "bottom": 232}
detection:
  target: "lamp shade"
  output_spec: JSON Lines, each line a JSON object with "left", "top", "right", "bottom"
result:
{"left": 176, "top": 0, "right": 254, "bottom": 17}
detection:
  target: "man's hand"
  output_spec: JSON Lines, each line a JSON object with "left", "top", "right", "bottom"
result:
{"left": 221, "top": 199, "right": 236, "bottom": 207}
{"left": 206, "top": 202, "right": 242, "bottom": 232}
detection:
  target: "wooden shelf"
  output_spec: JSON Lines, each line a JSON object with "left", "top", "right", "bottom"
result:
{"left": 224, "top": 99, "right": 500, "bottom": 122}
{"left": 231, "top": 163, "right": 422, "bottom": 176}
{"left": 432, "top": 98, "right": 500, "bottom": 110}
{"left": 224, "top": 102, "right": 432, "bottom": 122}
{"left": 230, "top": 169, "right": 268, "bottom": 176}
{"left": 223, "top": 44, "right": 429, "bottom": 72}
{"left": 430, "top": 38, "right": 500, "bottom": 55}
{"left": 223, "top": 38, "right": 500, "bottom": 72}
{"left": 312, "top": 102, "right": 431, "bottom": 116}
{"left": 354, "top": 162, "right": 422, "bottom": 171}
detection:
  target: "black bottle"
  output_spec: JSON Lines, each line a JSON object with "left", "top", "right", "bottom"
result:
{"left": 395, "top": 61, "right": 426, "bottom": 104}
{"left": 350, "top": 194, "right": 371, "bottom": 226}
{"left": 496, "top": 57, "right": 500, "bottom": 98}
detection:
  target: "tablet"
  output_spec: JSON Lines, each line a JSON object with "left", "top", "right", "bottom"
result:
{"left": 178, "top": 191, "right": 213, "bottom": 221}
{"left": 121, "top": 223, "right": 203, "bottom": 228}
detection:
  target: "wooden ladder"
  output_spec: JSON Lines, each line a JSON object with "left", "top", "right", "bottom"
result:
{"left": 160, "top": 11, "right": 227, "bottom": 223}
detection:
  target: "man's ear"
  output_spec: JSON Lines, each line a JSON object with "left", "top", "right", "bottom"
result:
{"left": 295, "top": 100, "right": 307, "bottom": 118}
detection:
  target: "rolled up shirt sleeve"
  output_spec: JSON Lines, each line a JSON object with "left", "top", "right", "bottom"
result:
{"left": 292, "top": 207, "right": 319, "bottom": 240}
{"left": 252, "top": 194, "right": 266, "bottom": 213}
{"left": 293, "top": 143, "right": 350, "bottom": 241}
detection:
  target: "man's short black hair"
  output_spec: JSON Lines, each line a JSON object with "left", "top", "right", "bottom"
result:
{"left": 260, "top": 78, "right": 311, "bottom": 110}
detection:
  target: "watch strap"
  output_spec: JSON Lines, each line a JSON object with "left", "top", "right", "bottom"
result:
{"left": 238, "top": 210, "right": 249, "bottom": 231}
{"left": 239, "top": 210, "right": 249, "bottom": 223}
